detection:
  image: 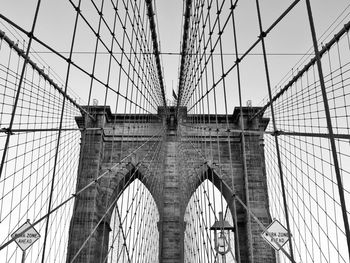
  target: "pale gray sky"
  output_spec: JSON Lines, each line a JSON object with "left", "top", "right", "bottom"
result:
{"left": 1, "top": 0, "right": 350, "bottom": 107}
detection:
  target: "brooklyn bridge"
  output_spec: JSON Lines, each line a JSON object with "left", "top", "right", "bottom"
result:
{"left": 0, "top": 0, "right": 350, "bottom": 262}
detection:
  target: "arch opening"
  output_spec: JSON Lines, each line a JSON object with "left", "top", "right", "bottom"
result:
{"left": 107, "top": 178, "right": 159, "bottom": 263}
{"left": 184, "top": 178, "right": 237, "bottom": 263}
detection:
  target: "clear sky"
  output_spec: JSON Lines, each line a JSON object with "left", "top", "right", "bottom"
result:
{"left": 154, "top": 0, "right": 350, "bottom": 107}
{"left": 1, "top": 0, "right": 350, "bottom": 107}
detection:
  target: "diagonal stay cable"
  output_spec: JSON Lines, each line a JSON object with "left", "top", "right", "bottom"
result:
{"left": 0, "top": 12, "right": 158, "bottom": 114}
{"left": 187, "top": 0, "right": 300, "bottom": 111}
{"left": 250, "top": 19, "right": 350, "bottom": 121}
{"left": 145, "top": 0, "right": 167, "bottom": 107}
{"left": 183, "top": 129, "right": 296, "bottom": 262}
{"left": 0, "top": 127, "right": 166, "bottom": 251}
{"left": 0, "top": 0, "right": 43, "bottom": 181}
{"left": 0, "top": 30, "right": 93, "bottom": 120}
{"left": 70, "top": 133, "right": 163, "bottom": 262}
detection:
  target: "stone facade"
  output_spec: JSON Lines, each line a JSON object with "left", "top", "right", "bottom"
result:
{"left": 66, "top": 106, "right": 275, "bottom": 263}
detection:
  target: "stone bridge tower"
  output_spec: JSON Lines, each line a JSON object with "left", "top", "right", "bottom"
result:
{"left": 66, "top": 106, "right": 275, "bottom": 263}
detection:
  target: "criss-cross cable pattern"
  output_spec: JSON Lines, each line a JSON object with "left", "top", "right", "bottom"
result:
{"left": 176, "top": 0, "right": 350, "bottom": 263}
{"left": 1, "top": 0, "right": 350, "bottom": 263}
{"left": 262, "top": 27, "right": 350, "bottom": 263}
{"left": 0, "top": 0, "right": 165, "bottom": 262}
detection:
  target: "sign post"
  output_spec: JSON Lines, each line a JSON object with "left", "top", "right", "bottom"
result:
{"left": 11, "top": 219, "right": 41, "bottom": 262}
{"left": 21, "top": 251, "right": 26, "bottom": 263}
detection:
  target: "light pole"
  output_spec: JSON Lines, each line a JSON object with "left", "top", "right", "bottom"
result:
{"left": 210, "top": 211, "right": 235, "bottom": 263}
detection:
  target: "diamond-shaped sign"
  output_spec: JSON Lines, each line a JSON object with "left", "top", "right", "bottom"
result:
{"left": 261, "top": 219, "right": 290, "bottom": 251}
{"left": 11, "top": 220, "right": 40, "bottom": 251}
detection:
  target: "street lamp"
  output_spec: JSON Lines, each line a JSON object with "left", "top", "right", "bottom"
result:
{"left": 210, "top": 211, "right": 235, "bottom": 262}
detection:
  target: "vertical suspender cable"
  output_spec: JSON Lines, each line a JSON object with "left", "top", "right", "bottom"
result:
{"left": 305, "top": 0, "right": 350, "bottom": 260}
{"left": 229, "top": 2, "right": 246, "bottom": 262}
{"left": 0, "top": 0, "right": 42, "bottom": 181}
{"left": 41, "top": 1, "right": 82, "bottom": 261}
{"left": 254, "top": 0, "right": 296, "bottom": 261}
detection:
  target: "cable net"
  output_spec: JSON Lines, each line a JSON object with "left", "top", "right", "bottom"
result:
{"left": 0, "top": 0, "right": 350, "bottom": 262}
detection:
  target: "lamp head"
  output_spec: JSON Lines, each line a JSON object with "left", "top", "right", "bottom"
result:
{"left": 210, "top": 212, "right": 234, "bottom": 255}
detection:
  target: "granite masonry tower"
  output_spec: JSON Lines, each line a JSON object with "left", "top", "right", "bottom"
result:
{"left": 66, "top": 106, "right": 275, "bottom": 263}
